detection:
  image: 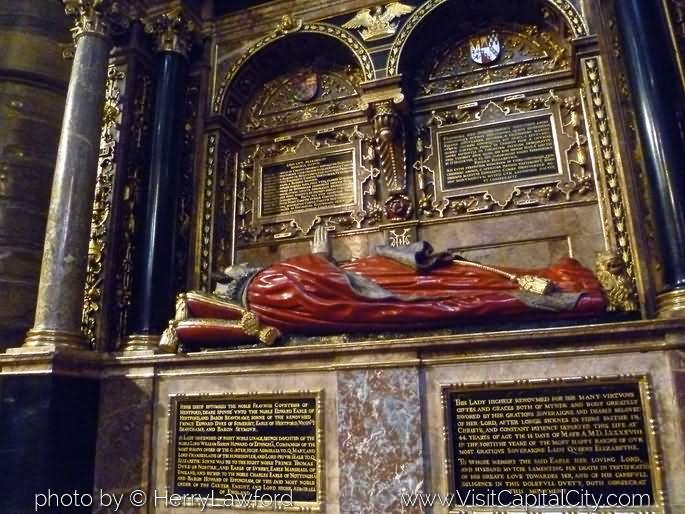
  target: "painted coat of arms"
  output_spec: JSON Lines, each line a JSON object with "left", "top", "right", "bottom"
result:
{"left": 469, "top": 32, "right": 501, "bottom": 65}
{"left": 291, "top": 71, "right": 319, "bottom": 103}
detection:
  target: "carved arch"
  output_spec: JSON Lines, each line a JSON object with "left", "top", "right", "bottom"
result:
{"left": 386, "top": 0, "right": 588, "bottom": 76}
{"left": 213, "top": 22, "right": 375, "bottom": 114}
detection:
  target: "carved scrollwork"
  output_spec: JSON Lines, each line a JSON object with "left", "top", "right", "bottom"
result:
{"left": 114, "top": 71, "right": 151, "bottom": 344}
{"left": 143, "top": 7, "right": 196, "bottom": 57}
{"left": 416, "top": 23, "right": 571, "bottom": 96}
{"left": 82, "top": 65, "right": 124, "bottom": 347}
{"left": 386, "top": 0, "right": 587, "bottom": 77}
{"left": 236, "top": 127, "right": 382, "bottom": 245}
{"left": 243, "top": 64, "right": 365, "bottom": 133}
{"left": 63, "top": 0, "right": 132, "bottom": 40}
{"left": 214, "top": 23, "right": 375, "bottom": 114}
{"left": 414, "top": 90, "right": 594, "bottom": 220}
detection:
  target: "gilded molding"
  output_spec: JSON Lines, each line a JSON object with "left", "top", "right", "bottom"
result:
{"left": 143, "top": 7, "right": 195, "bottom": 57}
{"left": 386, "top": 0, "right": 588, "bottom": 76}
{"left": 63, "top": 0, "right": 131, "bottom": 41}
{"left": 82, "top": 65, "right": 125, "bottom": 348}
{"left": 657, "top": 290, "right": 685, "bottom": 319}
{"left": 213, "top": 22, "right": 374, "bottom": 114}
{"left": 582, "top": 57, "right": 639, "bottom": 308}
{"left": 198, "top": 133, "right": 219, "bottom": 291}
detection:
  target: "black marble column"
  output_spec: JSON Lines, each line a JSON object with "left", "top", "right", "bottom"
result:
{"left": 616, "top": 0, "right": 685, "bottom": 317}
{"left": 127, "top": 10, "right": 194, "bottom": 349}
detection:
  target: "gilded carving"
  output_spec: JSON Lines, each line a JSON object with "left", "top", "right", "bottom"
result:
{"left": 176, "top": 77, "right": 200, "bottom": 295}
{"left": 596, "top": 252, "right": 639, "bottom": 312}
{"left": 373, "top": 100, "right": 407, "bottom": 195}
{"left": 582, "top": 57, "right": 638, "bottom": 302}
{"left": 82, "top": 65, "right": 124, "bottom": 347}
{"left": 198, "top": 134, "right": 219, "bottom": 292}
{"left": 63, "top": 0, "right": 131, "bottom": 40}
{"left": 143, "top": 7, "right": 195, "bottom": 57}
{"left": 243, "top": 64, "right": 364, "bottom": 132}
{"left": 414, "top": 90, "right": 594, "bottom": 219}
{"left": 342, "top": 3, "right": 415, "bottom": 41}
{"left": 214, "top": 23, "right": 374, "bottom": 114}
{"left": 416, "top": 24, "right": 570, "bottom": 95}
{"left": 114, "top": 72, "right": 152, "bottom": 343}
{"left": 386, "top": 0, "right": 587, "bottom": 76}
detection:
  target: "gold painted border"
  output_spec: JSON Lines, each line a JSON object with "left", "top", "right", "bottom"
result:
{"left": 439, "top": 375, "right": 666, "bottom": 514}
{"left": 166, "top": 389, "right": 326, "bottom": 512}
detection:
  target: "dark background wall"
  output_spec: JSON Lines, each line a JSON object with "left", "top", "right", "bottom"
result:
{"left": 0, "top": 0, "right": 72, "bottom": 350}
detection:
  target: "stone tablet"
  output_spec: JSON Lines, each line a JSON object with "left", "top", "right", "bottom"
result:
{"left": 438, "top": 116, "right": 559, "bottom": 189}
{"left": 169, "top": 392, "right": 323, "bottom": 509}
{"left": 443, "top": 379, "right": 656, "bottom": 505}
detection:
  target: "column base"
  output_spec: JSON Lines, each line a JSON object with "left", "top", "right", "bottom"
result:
{"left": 121, "top": 333, "right": 161, "bottom": 352}
{"left": 21, "top": 328, "right": 88, "bottom": 351}
{"left": 657, "top": 289, "right": 685, "bottom": 318}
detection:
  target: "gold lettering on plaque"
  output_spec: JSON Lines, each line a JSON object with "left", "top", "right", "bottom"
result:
{"left": 446, "top": 382, "right": 653, "bottom": 499}
{"left": 261, "top": 152, "right": 354, "bottom": 216}
{"left": 173, "top": 395, "right": 320, "bottom": 504}
{"left": 440, "top": 117, "right": 559, "bottom": 189}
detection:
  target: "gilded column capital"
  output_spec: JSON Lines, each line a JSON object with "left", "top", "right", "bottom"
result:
{"left": 144, "top": 7, "right": 195, "bottom": 58}
{"left": 64, "top": 0, "right": 132, "bottom": 41}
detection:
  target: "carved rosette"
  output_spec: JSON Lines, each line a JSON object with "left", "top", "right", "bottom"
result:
{"left": 63, "top": 0, "right": 131, "bottom": 40}
{"left": 144, "top": 7, "right": 195, "bottom": 57}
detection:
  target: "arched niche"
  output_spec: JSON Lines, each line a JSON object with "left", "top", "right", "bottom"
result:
{"left": 381, "top": 0, "right": 639, "bottom": 309}
{"left": 388, "top": 0, "right": 587, "bottom": 78}
{"left": 208, "top": 26, "right": 384, "bottom": 270}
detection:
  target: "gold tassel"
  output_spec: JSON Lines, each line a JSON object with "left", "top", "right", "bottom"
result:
{"left": 159, "top": 323, "right": 179, "bottom": 354}
{"left": 452, "top": 257, "right": 555, "bottom": 296}
{"left": 175, "top": 294, "right": 189, "bottom": 321}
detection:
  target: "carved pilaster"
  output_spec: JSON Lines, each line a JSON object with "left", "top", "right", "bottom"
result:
{"left": 143, "top": 7, "right": 195, "bottom": 57}
{"left": 370, "top": 96, "right": 413, "bottom": 222}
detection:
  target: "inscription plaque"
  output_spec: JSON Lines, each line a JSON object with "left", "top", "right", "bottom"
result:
{"left": 439, "top": 116, "right": 559, "bottom": 189}
{"left": 170, "top": 392, "right": 322, "bottom": 507}
{"left": 445, "top": 380, "right": 655, "bottom": 504}
{"left": 261, "top": 151, "right": 354, "bottom": 216}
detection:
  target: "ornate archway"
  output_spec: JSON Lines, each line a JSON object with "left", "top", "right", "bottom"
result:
{"left": 386, "top": 0, "right": 588, "bottom": 76}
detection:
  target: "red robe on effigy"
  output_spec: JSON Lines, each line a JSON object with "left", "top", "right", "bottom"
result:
{"left": 244, "top": 253, "right": 606, "bottom": 335}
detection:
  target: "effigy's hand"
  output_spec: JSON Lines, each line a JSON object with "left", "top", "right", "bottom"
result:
{"left": 311, "top": 225, "right": 332, "bottom": 256}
